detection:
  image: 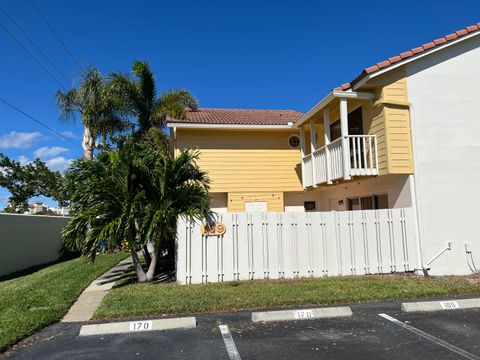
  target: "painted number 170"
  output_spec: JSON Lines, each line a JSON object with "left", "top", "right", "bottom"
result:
{"left": 129, "top": 320, "right": 153, "bottom": 331}
{"left": 293, "top": 310, "right": 314, "bottom": 319}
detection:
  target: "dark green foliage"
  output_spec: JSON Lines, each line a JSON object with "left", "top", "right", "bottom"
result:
{"left": 0, "top": 153, "right": 68, "bottom": 213}
{"left": 56, "top": 67, "right": 132, "bottom": 159}
{"left": 109, "top": 60, "right": 198, "bottom": 138}
{"left": 62, "top": 130, "right": 212, "bottom": 264}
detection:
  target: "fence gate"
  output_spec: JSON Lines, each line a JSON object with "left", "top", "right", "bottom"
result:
{"left": 176, "top": 208, "right": 418, "bottom": 285}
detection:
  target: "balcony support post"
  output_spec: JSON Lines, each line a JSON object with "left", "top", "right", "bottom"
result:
{"left": 300, "top": 125, "right": 307, "bottom": 189}
{"left": 323, "top": 108, "right": 332, "bottom": 184}
{"left": 340, "top": 98, "right": 351, "bottom": 180}
{"left": 309, "top": 118, "right": 317, "bottom": 187}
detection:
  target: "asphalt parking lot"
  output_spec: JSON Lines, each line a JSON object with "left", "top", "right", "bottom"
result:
{"left": 2, "top": 297, "right": 480, "bottom": 360}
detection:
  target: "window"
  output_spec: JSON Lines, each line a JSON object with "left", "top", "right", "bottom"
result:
{"left": 374, "top": 194, "right": 389, "bottom": 209}
{"left": 288, "top": 135, "right": 300, "bottom": 148}
{"left": 348, "top": 194, "right": 389, "bottom": 210}
{"left": 304, "top": 201, "right": 316, "bottom": 212}
{"left": 330, "top": 107, "right": 364, "bottom": 141}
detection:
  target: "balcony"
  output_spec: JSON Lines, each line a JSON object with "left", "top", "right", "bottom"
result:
{"left": 301, "top": 135, "right": 378, "bottom": 187}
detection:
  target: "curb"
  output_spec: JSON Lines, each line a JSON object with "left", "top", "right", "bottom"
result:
{"left": 251, "top": 306, "right": 352, "bottom": 323}
{"left": 79, "top": 317, "right": 196, "bottom": 336}
{"left": 401, "top": 298, "right": 480, "bottom": 313}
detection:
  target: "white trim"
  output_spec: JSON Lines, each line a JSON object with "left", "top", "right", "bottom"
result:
{"left": 300, "top": 126, "right": 306, "bottom": 189}
{"left": 408, "top": 102, "right": 426, "bottom": 273}
{"left": 340, "top": 98, "right": 351, "bottom": 180}
{"left": 352, "top": 30, "right": 480, "bottom": 90}
{"left": 323, "top": 108, "right": 332, "bottom": 184}
{"left": 309, "top": 118, "right": 317, "bottom": 187}
{"left": 166, "top": 122, "right": 294, "bottom": 130}
{"left": 293, "top": 91, "right": 374, "bottom": 128}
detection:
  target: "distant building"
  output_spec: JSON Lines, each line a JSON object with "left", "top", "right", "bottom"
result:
{"left": 27, "top": 201, "right": 49, "bottom": 214}
{"left": 25, "top": 202, "right": 69, "bottom": 216}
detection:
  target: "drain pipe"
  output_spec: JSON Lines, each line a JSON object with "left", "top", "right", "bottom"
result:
{"left": 465, "top": 243, "right": 479, "bottom": 274}
{"left": 407, "top": 104, "right": 427, "bottom": 276}
{"left": 421, "top": 242, "right": 452, "bottom": 273}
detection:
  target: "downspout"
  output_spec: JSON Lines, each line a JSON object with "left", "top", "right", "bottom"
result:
{"left": 408, "top": 104, "right": 427, "bottom": 275}
{"left": 173, "top": 126, "right": 177, "bottom": 158}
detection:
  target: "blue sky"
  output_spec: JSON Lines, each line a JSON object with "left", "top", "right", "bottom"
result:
{"left": 0, "top": 0, "right": 479, "bottom": 209}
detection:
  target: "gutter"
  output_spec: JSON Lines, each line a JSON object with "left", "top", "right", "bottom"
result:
{"left": 166, "top": 123, "right": 295, "bottom": 130}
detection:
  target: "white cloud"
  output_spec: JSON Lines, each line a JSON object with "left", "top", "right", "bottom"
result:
{"left": 18, "top": 155, "right": 30, "bottom": 166}
{"left": 0, "top": 131, "right": 43, "bottom": 149}
{"left": 45, "top": 156, "right": 73, "bottom": 172}
{"left": 59, "top": 131, "right": 77, "bottom": 139}
{"left": 34, "top": 146, "right": 69, "bottom": 159}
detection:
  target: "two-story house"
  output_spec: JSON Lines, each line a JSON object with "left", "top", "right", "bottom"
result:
{"left": 169, "top": 23, "right": 480, "bottom": 275}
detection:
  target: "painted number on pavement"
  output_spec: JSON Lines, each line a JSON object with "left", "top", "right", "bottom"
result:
{"left": 440, "top": 301, "right": 460, "bottom": 310}
{"left": 293, "top": 310, "right": 313, "bottom": 319}
{"left": 129, "top": 320, "right": 153, "bottom": 331}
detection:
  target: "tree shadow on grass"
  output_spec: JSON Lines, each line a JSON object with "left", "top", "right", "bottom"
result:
{"left": 0, "top": 257, "right": 76, "bottom": 282}
{"left": 112, "top": 263, "right": 176, "bottom": 288}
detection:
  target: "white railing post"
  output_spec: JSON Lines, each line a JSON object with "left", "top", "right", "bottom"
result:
{"left": 323, "top": 108, "right": 332, "bottom": 184}
{"left": 300, "top": 125, "right": 307, "bottom": 189}
{"left": 309, "top": 118, "right": 317, "bottom": 187}
{"left": 340, "top": 98, "right": 351, "bottom": 180}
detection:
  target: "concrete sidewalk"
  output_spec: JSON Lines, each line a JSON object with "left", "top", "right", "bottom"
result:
{"left": 62, "top": 256, "right": 132, "bottom": 322}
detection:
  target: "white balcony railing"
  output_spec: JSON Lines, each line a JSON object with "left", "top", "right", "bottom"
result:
{"left": 347, "top": 135, "right": 379, "bottom": 177}
{"left": 302, "top": 153, "right": 313, "bottom": 188}
{"left": 302, "top": 135, "right": 378, "bottom": 187}
{"left": 327, "top": 137, "right": 344, "bottom": 181}
{"left": 312, "top": 147, "right": 327, "bottom": 184}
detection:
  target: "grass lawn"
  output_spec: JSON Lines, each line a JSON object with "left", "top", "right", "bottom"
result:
{"left": 0, "top": 252, "right": 128, "bottom": 351}
{"left": 95, "top": 274, "right": 480, "bottom": 319}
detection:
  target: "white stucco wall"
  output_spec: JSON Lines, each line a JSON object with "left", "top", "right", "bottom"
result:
{"left": 284, "top": 174, "right": 411, "bottom": 211}
{"left": 0, "top": 214, "right": 69, "bottom": 277}
{"left": 406, "top": 34, "right": 480, "bottom": 275}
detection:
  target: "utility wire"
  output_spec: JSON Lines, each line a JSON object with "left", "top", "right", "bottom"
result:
{"left": 0, "top": 20, "right": 66, "bottom": 90}
{"left": 0, "top": 6, "right": 70, "bottom": 84}
{"left": 29, "top": 0, "right": 83, "bottom": 69}
{"left": 0, "top": 96, "right": 81, "bottom": 149}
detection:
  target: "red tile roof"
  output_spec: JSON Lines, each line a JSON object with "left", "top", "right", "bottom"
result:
{"left": 335, "top": 23, "right": 480, "bottom": 91}
{"left": 167, "top": 108, "right": 303, "bottom": 126}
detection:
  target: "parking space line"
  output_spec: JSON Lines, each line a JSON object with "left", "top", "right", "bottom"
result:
{"left": 219, "top": 324, "right": 241, "bottom": 360}
{"left": 379, "top": 313, "right": 480, "bottom": 360}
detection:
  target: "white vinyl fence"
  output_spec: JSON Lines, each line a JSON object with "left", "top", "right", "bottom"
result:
{"left": 176, "top": 208, "right": 418, "bottom": 285}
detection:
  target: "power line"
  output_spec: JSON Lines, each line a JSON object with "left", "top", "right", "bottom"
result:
{"left": 0, "top": 6, "right": 70, "bottom": 84}
{"left": 0, "top": 96, "right": 81, "bottom": 149}
{"left": 0, "top": 20, "right": 66, "bottom": 90}
{"left": 29, "top": 0, "right": 83, "bottom": 69}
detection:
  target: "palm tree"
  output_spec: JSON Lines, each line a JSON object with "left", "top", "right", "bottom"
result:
{"left": 56, "top": 67, "right": 129, "bottom": 160}
{"left": 62, "top": 130, "right": 212, "bottom": 282}
{"left": 109, "top": 61, "right": 198, "bottom": 138}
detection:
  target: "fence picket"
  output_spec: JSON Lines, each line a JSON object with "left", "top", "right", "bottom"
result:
{"left": 177, "top": 208, "right": 418, "bottom": 284}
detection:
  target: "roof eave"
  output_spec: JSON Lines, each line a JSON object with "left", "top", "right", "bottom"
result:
{"left": 352, "top": 29, "right": 480, "bottom": 91}
{"left": 293, "top": 91, "right": 375, "bottom": 128}
{"left": 166, "top": 122, "right": 295, "bottom": 130}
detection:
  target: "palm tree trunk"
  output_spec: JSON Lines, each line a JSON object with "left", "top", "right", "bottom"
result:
{"left": 82, "top": 126, "right": 95, "bottom": 160}
{"left": 127, "top": 227, "right": 147, "bottom": 283}
{"left": 145, "top": 250, "right": 157, "bottom": 282}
